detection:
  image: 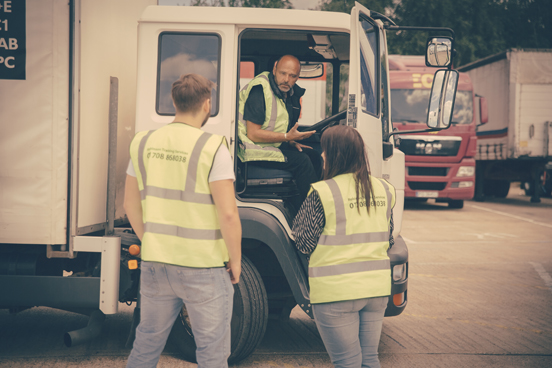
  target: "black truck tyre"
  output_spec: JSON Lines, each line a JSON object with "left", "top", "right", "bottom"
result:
{"left": 169, "top": 255, "right": 268, "bottom": 364}
{"left": 494, "top": 180, "right": 510, "bottom": 198}
{"left": 484, "top": 179, "right": 510, "bottom": 198}
{"left": 448, "top": 199, "right": 464, "bottom": 209}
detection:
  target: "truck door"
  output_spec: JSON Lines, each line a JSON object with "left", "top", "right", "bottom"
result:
{"left": 135, "top": 17, "right": 236, "bottom": 147}
{"left": 348, "top": 3, "right": 384, "bottom": 177}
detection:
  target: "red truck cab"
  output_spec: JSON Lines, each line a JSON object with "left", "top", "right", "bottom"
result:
{"left": 389, "top": 55, "right": 478, "bottom": 208}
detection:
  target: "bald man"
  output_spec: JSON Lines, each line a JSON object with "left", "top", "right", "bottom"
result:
{"left": 237, "top": 55, "right": 322, "bottom": 210}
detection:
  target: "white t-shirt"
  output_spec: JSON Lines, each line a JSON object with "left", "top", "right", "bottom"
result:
{"left": 126, "top": 144, "right": 235, "bottom": 183}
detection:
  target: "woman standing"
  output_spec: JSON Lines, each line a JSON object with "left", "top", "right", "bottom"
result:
{"left": 292, "top": 125, "right": 395, "bottom": 368}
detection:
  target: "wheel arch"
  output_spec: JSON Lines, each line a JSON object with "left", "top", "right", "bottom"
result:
{"left": 238, "top": 207, "right": 312, "bottom": 316}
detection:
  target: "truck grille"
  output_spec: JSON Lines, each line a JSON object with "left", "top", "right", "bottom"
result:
{"left": 408, "top": 182, "right": 447, "bottom": 190}
{"left": 408, "top": 167, "right": 449, "bottom": 176}
{"left": 398, "top": 136, "right": 461, "bottom": 156}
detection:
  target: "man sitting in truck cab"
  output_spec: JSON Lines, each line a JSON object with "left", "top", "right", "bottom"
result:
{"left": 237, "top": 55, "right": 323, "bottom": 209}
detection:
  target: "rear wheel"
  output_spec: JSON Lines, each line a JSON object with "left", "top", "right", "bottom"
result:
{"left": 484, "top": 179, "right": 510, "bottom": 198}
{"left": 170, "top": 255, "right": 268, "bottom": 364}
{"left": 448, "top": 199, "right": 464, "bottom": 209}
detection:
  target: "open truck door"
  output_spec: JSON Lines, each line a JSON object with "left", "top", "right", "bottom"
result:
{"left": 348, "top": 2, "right": 385, "bottom": 178}
{"left": 348, "top": 2, "right": 409, "bottom": 315}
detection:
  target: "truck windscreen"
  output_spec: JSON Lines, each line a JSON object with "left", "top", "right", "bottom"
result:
{"left": 391, "top": 89, "right": 473, "bottom": 125}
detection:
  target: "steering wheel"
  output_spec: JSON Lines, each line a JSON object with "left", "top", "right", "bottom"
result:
{"left": 300, "top": 110, "right": 346, "bottom": 133}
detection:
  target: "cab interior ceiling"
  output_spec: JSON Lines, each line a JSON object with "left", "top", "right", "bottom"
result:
{"left": 240, "top": 30, "right": 350, "bottom": 67}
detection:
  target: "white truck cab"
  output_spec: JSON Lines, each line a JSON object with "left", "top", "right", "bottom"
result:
{"left": 134, "top": 4, "right": 413, "bottom": 362}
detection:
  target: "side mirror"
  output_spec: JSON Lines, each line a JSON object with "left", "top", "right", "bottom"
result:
{"left": 426, "top": 37, "right": 453, "bottom": 67}
{"left": 299, "top": 62, "right": 324, "bottom": 79}
{"left": 427, "top": 69, "right": 459, "bottom": 129}
{"left": 479, "top": 96, "right": 488, "bottom": 125}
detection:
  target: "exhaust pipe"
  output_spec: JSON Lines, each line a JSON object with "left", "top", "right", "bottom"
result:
{"left": 64, "top": 309, "right": 106, "bottom": 347}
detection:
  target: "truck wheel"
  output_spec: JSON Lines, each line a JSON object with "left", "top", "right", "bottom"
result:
{"left": 448, "top": 200, "right": 464, "bottom": 209}
{"left": 484, "top": 179, "right": 510, "bottom": 198}
{"left": 494, "top": 180, "right": 510, "bottom": 198}
{"left": 169, "top": 255, "right": 268, "bottom": 364}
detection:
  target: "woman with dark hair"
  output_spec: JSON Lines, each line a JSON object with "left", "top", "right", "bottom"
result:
{"left": 292, "top": 125, "right": 396, "bottom": 368}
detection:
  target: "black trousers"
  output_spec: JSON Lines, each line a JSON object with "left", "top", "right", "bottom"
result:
{"left": 261, "top": 143, "right": 323, "bottom": 210}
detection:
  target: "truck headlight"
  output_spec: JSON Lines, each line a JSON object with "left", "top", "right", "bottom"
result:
{"left": 393, "top": 264, "right": 407, "bottom": 282}
{"left": 456, "top": 166, "right": 475, "bottom": 177}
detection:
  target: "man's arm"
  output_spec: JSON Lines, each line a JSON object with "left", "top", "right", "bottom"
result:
{"left": 210, "top": 179, "right": 242, "bottom": 284}
{"left": 124, "top": 175, "right": 144, "bottom": 241}
{"left": 246, "top": 121, "right": 315, "bottom": 144}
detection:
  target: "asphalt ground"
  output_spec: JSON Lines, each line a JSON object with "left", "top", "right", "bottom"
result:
{"left": 1, "top": 184, "right": 551, "bottom": 367}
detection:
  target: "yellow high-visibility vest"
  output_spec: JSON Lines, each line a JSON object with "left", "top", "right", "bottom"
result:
{"left": 129, "top": 123, "right": 229, "bottom": 268}
{"left": 237, "top": 71, "right": 290, "bottom": 163}
{"left": 309, "top": 173, "right": 396, "bottom": 304}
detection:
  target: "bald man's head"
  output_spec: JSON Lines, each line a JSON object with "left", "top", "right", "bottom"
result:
{"left": 273, "top": 55, "right": 301, "bottom": 93}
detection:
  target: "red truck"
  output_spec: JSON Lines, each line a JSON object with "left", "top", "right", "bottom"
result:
{"left": 389, "top": 55, "right": 487, "bottom": 209}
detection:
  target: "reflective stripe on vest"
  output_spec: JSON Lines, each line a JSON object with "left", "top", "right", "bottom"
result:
{"left": 137, "top": 131, "right": 214, "bottom": 205}
{"left": 129, "top": 124, "right": 229, "bottom": 268}
{"left": 237, "top": 72, "right": 289, "bottom": 163}
{"left": 308, "top": 173, "right": 396, "bottom": 304}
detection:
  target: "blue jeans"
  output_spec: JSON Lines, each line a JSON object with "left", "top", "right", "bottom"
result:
{"left": 313, "top": 296, "right": 388, "bottom": 368}
{"left": 127, "top": 261, "right": 234, "bottom": 368}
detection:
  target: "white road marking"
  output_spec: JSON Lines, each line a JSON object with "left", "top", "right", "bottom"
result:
{"left": 466, "top": 232, "right": 519, "bottom": 240}
{"left": 469, "top": 204, "right": 552, "bottom": 229}
{"left": 401, "top": 236, "right": 417, "bottom": 244}
{"left": 530, "top": 262, "right": 552, "bottom": 295}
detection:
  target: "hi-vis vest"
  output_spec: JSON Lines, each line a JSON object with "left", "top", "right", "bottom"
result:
{"left": 129, "top": 123, "right": 229, "bottom": 268}
{"left": 237, "top": 72, "right": 290, "bottom": 163}
{"left": 309, "top": 173, "right": 396, "bottom": 304}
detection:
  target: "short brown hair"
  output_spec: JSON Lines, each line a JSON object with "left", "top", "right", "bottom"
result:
{"left": 171, "top": 74, "right": 214, "bottom": 114}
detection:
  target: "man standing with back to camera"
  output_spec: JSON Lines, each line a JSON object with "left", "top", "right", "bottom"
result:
{"left": 238, "top": 54, "right": 322, "bottom": 210}
{"left": 124, "top": 73, "right": 241, "bottom": 368}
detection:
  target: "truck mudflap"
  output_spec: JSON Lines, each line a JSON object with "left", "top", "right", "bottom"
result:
{"left": 386, "top": 235, "right": 408, "bottom": 316}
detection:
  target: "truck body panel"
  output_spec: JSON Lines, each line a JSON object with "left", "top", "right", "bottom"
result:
{"left": 460, "top": 50, "right": 552, "bottom": 161}
{"left": 0, "top": 0, "right": 69, "bottom": 245}
{"left": 75, "top": 0, "right": 156, "bottom": 234}
{"left": 458, "top": 49, "right": 552, "bottom": 199}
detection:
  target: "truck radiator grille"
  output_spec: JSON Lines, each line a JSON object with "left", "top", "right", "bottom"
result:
{"left": 408, "top": 167, "right": 449, "bottom": 176}
{"left": 399, "top": 139, "right": 461, "bottom": 156}
{"left": 408, "top": 182, "right": 447, "bottom": 190}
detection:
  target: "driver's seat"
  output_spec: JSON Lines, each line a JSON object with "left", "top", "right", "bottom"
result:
{"left": 236, "top": 160, "right": 299, "bottom": 199}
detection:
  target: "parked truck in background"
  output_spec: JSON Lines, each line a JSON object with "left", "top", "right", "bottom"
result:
{"left": 0, "top": 0, "right": 459, "bottom": 363}
{"left": 389, "top": 55, "right": 486, "bottom": 209}
{"left": 458, "top": 49, "right": 552, "bottom": 202}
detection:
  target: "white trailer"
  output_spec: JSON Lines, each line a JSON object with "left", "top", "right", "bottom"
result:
{"left": 458, "top": 49, "right": 552, "bottom": 201}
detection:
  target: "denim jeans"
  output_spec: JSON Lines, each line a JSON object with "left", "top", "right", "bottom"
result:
{"left": 313, "top": 296, "right": 388, "bottom": 368}
{"left": 127, "top": 261, "right": 234, "bottom": 368}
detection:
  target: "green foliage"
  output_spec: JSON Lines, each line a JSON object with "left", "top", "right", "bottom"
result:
{"left": 191, "top": 0, "right": 292, "bottom": 7}
{"left": 321, "top": 0, "right": 552, "bottom": 67}
{"left": 319, "top": 0, "right": 392, "bottom": 14}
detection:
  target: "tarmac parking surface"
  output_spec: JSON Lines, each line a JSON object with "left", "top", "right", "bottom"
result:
{"left": 1, "top": 185, "right": 551, "bottom": 367}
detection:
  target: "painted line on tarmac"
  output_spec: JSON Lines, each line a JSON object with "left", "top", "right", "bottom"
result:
{"left": 468, "top": 204, "right": 552, "bottom": 229}
{"left": 530, "top": 262, "right": 552, "bottom": 295}
{"left": 403, "top": 313, "right": 552, "bottom": 336}
{"left": 401, "top": 236, "right": 418, "bottom": 244}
